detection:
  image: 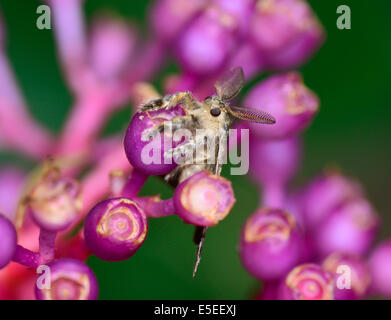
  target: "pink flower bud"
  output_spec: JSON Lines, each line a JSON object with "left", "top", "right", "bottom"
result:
{"left": 250, "top": 0, "right": 325, "bottom": 70}
{"left": 280, "top": 263, "right": 334, "bottom": 300}
{"left": 89, "top": 15, "right": 137, "bottom": 82}
{"left": 227, "top": 42, "right": 266, "bottom": 79}
{"left": 323, "top": 252, "right": 371, "bottom": 300}
{"left": 35, "top": 258, "right": 98, "bottom": 300}
{"left": 300, "top": 172, "right": 363, "bottom": 230}
{"left": 239, "top": 208, "right": 303, "bottom": 280}
{"left": 84, "top": 198, "right": 148, "bottom": 262}
{"left": 249, "top": 136, "right": 301, "bottom": 207}
{"left": 0, "top": 214, "right": 17, "bottom": 269}
{"left": 369, "top": 239, "right": 391, "bottom": 297}
{"left": 174, "top": 4, "right": 240, "bottom": 75}
{"left": 174, "top": 171, "right": 236, "bottom": 226}
{"left": 124, "top": 105, "right": 186, "bottom": 175}
{"left": 27, "top": 171, "right": 82, "bottom": 232}
{"left": 314, "top": 199, "right": 379, "bottom": 258}
{"left": 149, "top": 0, "right": 206, "bottom": 42}
{"left": 212, "top": 0, "right": 255, "bottom": 35}
{"left": 244, "top": 72, "right": 319, "bottom": 139}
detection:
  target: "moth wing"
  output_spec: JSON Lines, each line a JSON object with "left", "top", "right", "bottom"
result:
{"left": 228, "top": 106, "right": 276, "bottom": 124}
{"left": 214, "top": 67, "right": 245, "bottom": 101}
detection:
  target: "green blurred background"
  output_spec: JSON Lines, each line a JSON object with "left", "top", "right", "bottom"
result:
{"left": 0, "top": 0, "right": 390, "bottom": 299}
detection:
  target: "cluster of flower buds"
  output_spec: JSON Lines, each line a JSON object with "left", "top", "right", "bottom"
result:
{"left": 0, "top": 163, "right": 97, "bottom": 300}
{"left": 238, "top": 72, "right": 386, "bottom": 299}
{"left": 0, "top": 0, "right": 389, "bottom": 301}
{"left": 162, "top": 0, "right": 325, "bottom": 98}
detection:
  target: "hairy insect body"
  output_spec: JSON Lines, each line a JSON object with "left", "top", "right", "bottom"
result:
{"left": 141, "top": 92, "right": 231, "bottom": 183}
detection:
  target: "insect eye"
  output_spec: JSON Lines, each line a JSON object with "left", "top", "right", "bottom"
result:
{"left": 210, "top": 108, "right": 221, "bottom": 117}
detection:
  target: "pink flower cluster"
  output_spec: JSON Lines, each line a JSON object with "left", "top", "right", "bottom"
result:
{"left": 0, "top": 0, "right": 389, "bottom": 300}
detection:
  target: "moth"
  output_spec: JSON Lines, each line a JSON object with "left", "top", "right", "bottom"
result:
{"left": 140, "top": 67, "right": 276, "bottom": 276}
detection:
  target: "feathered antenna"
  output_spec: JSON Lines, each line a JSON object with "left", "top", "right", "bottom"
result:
{"left": 228, "top": 106, "right": 276, "bottom": 124}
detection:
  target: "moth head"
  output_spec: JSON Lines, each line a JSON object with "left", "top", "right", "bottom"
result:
{"left": 203, "top": 96, "right": 232, "bottom": 124}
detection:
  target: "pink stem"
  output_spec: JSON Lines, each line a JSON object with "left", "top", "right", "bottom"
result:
{"left": 0, "top": 53, "right": 53, "bottom": 159}
{"left": 262, "top": 182, "right": 286, "bottom": 208}
{"left": 121, "top": 169, "right": 149, "bottom": 199}
{"left": 55, "top": 92, "right": 112, "bottom": 156}
{"left": 38, "top": 229, "right": 57, "bottom": 263}
{"left": 136, "top": 196, "right": 175, "bottom": 218}
{"left": 0, "top": 101, "right": 53, "bottom": 159}
{"left": 47, "top": 0, "right": 88, "bottom": 92}
{"left": 0, "top": 52, "right": 25, "bottom": 106}
{"left": 12, "top": 245, "right": 40, "bottom": 269}
{"left": 92, "top": 134, "right": 123, "bottom": 163}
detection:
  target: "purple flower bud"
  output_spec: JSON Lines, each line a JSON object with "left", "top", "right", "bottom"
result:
{"left": 212, "top": 0, "right": 255, "bottom": 35}
{"left": 369, "top": 239, "right": 391, "bottom": 297}
{"left": 280, "top": 263, "right": 334, "bottom": 300}
{"left": 174, "top": 4, "right": 240, "bottom": 75}
{"left": 27, "top": 171, "right": 82, "bottom": 232}
{"left": 323, "top": 252, "right": 371, "bottom": 300}
{"left": 250, "top": 136, "right": 300, "bottom": 186}
{"left": 239, "top": 208, "right": 303, "bottom": 280}
{"left": 244, "top": 72, "right": 319, "bottom": 139}
{"left": 149, "top": 0, "right": 206, "bottom": 42}
{"left": 250, "top": 135, "right": 301, "bottom": 207}
{"left": 0, "top": 214, "right": 17, "bottom": 269}
{"left": 313, "top": 199, "right": 379, "bottom": 258}
{"left": 124, "top": 105, "right": 186, "bottom": 175}
{"left": 0, "top": 167, "right": 25, "bottom": 221}
{"left": 227, "top": 42, "right": 266, "bottom": 79}
{"left": 89, "top": 15, "right": 137, "bottom": 82}
{"left": 300, "top": 172, "right": 363, "bottom": 230}
{"left": 174, "top": 171, "right": 235, "bottom": 226}
{"left": 250, "top": 0, "right": 325, "bottom": 70}
{"left": 35, "top": 258, "right": 98, "bottom": 300}
{"left": 84, "top": 198, "right": 148, "bottom": 262}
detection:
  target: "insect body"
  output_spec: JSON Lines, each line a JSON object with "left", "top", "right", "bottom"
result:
{"left": 140, "top": 67, "right": 275, "bottom": 183}
{"left": 138, "top": 67, "right": 276, "bottom": 276}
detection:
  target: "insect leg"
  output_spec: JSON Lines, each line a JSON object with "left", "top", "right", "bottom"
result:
{"left": 166, "top": 91, "right": 198, "bottom": 110}
{"left": 139, "top": 97, "right": 166, "bottom": 112}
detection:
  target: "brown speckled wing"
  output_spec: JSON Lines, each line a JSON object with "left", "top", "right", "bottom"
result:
{"left": 214, "top": 67, "right": 245, "bottom": 101}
